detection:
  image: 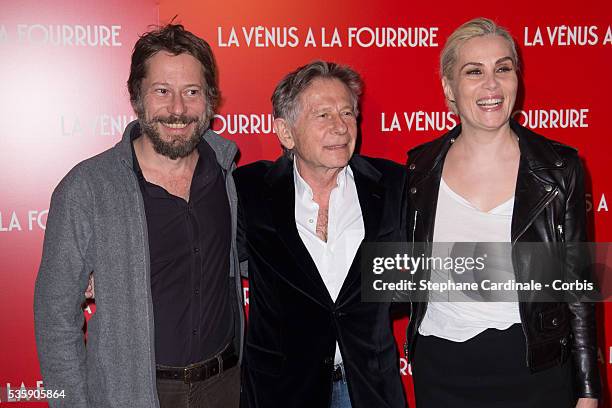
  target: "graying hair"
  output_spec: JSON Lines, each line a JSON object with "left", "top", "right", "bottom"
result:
{"left": 272, "top": 61, "right": 363, "bottom": 158}
{"left": 440, "top": 17, "right": 520, "bottom": 81}
{"left": 272, "top": 60, "right": 363, "bottom": 122}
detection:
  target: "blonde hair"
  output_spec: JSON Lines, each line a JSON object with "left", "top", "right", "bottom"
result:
{"left": 440, "top": 17, "right": 519, "bottom": 81}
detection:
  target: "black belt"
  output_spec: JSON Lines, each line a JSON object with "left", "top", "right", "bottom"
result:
{"left": 156, "top": 344, "right": 238, "bottom": 383}
{"left": 332, "top": 363, "right": 345, "bottom": 382}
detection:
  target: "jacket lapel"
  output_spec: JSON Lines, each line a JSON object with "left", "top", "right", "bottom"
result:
{"left": 336, "top": 156, "right": 385, "bottom": 304}
{"left": 352, "top": 156, "right": 385, "bottom": 242}
{"left": 510, "top": 121, "right": 564, "bottom": 243}
{"left": 406, "top": 119, "right": 563, "bottom": 245}
{"left": 408, "top": 126, "right": 460, "bottom": 243}
{"left": 265, "top": 156, "right": 334, "bottom": 307}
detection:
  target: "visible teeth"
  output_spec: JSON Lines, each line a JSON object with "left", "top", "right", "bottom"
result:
{"left": 162, "top": 122, "right": 187, "bottom": 129}
{"left": 477, "top": 98, "right": 503, "bottom": 106}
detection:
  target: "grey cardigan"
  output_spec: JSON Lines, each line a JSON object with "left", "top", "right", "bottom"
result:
{"left": 34, "top": 121, "right": 244, "bottom": 407}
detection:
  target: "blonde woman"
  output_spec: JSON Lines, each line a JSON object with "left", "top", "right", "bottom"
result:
{"left": 404, "top": 18, "right": 600, "bottom": 408}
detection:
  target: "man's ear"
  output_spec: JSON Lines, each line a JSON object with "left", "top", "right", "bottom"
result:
{"left": 274, "top": 118, "right": 295, "bottom": 150}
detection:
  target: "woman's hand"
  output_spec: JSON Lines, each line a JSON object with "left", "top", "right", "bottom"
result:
{"left": 576, "top": 398, "right": 598, "bottom": 408}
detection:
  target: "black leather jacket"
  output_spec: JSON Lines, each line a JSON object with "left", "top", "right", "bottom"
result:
{"left": 404, "top": 120, "right": 600, "bottom": 399}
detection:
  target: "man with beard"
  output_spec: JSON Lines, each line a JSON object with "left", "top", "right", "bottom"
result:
{"left": 34, "top": 24, "right": 243, "bottom": 408}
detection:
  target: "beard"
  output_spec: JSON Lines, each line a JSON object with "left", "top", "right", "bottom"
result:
{"left": 139, "top": 113, "right": 209, "bottom": 160}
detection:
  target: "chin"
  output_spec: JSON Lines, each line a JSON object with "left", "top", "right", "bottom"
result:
{"left": 324, "top": 159, "right": 350, "bottom": 170}
{"left": 160, "top": 129, "right": 194, "bottom": 143}
{"left": 327, "top": 149, "right": 352, "bottom": 161}
{"left": 469, "top": 114, "right": 511, "bottom": 131}
{"left": 485, "top": 119, "right": 511, "bottom": 130}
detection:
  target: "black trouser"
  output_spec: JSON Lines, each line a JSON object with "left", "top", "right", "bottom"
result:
{"left": 412, "top": 324, "right": 575, "bottom": 408}
{"left": 156, "top": 364, "right": 240, "bottom": 408}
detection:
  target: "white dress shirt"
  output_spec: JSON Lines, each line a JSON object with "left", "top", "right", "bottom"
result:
{"left": 293, "top": 160, "right": 365, "bottom": 364}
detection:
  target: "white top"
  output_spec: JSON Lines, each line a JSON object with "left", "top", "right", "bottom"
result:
{"left": 418, "top": 178, "right": 521, "bottom": 342}
{"left": 294, "top": 160, "right": 365, "bottom": 363}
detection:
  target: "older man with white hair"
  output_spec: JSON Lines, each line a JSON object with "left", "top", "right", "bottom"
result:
{"left": 236, "top": 61, "right": 408, "bottom": 408}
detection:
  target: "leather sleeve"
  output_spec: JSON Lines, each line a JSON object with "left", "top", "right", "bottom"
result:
{"left": 563, "top": 154, "right": 601, "bottom": 399}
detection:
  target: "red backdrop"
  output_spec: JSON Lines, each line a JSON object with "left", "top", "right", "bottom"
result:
{"left": 1, "top": 0, "right": 610, "bottom": 406}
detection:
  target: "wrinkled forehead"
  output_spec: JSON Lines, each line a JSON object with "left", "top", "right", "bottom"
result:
{"left": 296, "top": 78, "right": 353, "bottom": 111}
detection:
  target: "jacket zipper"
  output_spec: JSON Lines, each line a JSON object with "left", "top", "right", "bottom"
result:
{"left": 411, "top": 210, "right": 418, "bottom": 246}
{"left": 512, "top": 187, "right": 559, "bottom": 367}
{"left": 512, "top": 189, "right": 559, "bottom": 245}
{"left": 409, "top": 210, "right": 418, "bottom": 296}
{"left": 557, "top": 224, "right": 565, "bottom": 242}
{"left": 404, "top": 210, "right": 419, "bottom": 360}
{"left": 513, "top": 247, "right": 532, "bottom": 367}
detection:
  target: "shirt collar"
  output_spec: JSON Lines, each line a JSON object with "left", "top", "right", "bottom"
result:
{"left": 292, "top": 158, "right": 352, "bottom": 200}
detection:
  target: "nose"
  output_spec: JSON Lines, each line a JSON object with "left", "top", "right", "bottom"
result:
{"left": 332, "top": 113, "right": 349, "bottom": 134}
{"left": 169, "top": 93, "right": 187, "bottom": 116}
{"left": 484, "top": 72, "right": 500, "bottom": 91}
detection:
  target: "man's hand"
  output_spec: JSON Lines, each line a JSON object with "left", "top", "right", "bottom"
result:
{"left": 85, "top": 273, "right": 95, "bottom": 299}
{"left": 576, "top": 398, "right": 598, "bottom": 408}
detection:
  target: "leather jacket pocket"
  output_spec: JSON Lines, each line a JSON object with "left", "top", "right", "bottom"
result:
{"left": 539, "top": 305, "right": 568, "bottom": 331}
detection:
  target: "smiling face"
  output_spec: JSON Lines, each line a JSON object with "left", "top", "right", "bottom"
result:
{"left": 275, "top": 78, "right": 357, "bottom": 175}
{"left": 137, "top": 52, "right": 208, "bottom": 159}
{"left": 443, "top": 34, "right": 518, "bottom": 133}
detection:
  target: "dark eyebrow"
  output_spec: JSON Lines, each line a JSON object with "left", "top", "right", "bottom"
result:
{"left": 459, "top": 56, "right": 514, "bottom": 72}
{"left": 149, "top": 82, "right": 203, "bottom": 88}
{"left": 495, "top": 56, "right": 514, "bottom": 64}
{"left": 459, "top": 62, "right": 483, "bottom": 71}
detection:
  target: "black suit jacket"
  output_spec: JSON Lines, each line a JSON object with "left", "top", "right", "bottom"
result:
{"left": 235, "top": 155, "right": 408, "bottom": 408}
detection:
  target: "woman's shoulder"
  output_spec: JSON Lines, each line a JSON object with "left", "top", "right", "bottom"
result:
{"left": 407, "top": 125, "right": 461, "bottom": 167}
{"left": 511, "top": 119, "right": 579, "bottom": 161}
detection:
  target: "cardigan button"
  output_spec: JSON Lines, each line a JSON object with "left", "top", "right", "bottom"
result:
{"left": 409, "top": 163, "right": 416, "bottom": 170}
{"left": 551, "top": 317, "right": 559, "bottom": 326}
{"left": 560, "top": 337, "right": 568, "bottom": 346}
{"left": 544, "top": 185, "right": 553, "bottom": 192}
{"left": 410, "top": 187, "right": 417, "bottom": 194}
{"left": 555, "top": 160, "right": 563, "bottom": 167}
